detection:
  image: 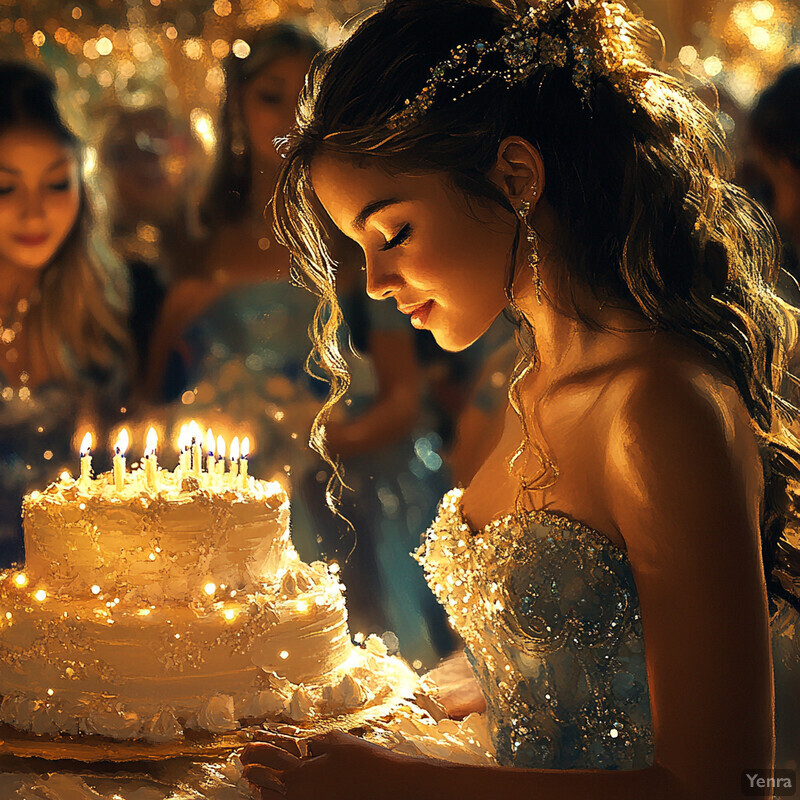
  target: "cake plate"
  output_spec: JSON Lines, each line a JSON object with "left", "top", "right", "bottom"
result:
{"left": 0, "top": 699, "right": 406, "bottom": 763}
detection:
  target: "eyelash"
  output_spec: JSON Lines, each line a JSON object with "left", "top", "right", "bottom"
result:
{"left": 0, "top": 181, "right": 71, "bottom": 196}
{"left": 380, "top": 223, "right": 412, "bottom": 251}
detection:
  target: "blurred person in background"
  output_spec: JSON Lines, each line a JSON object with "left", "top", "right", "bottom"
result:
{"left": 748, "top": 65, "right": 800, "bottom": 258}
{"left": 100, "top": 106, "right": 203, "bottom": 386}
{"left": 0, "top": 62, "right": 130, "bottom": 566}
{"left": 746, "top": 65, "right": 800, "bottom": 418}
{"left": 145, "top": 24, "right": 453, "bottom": 668}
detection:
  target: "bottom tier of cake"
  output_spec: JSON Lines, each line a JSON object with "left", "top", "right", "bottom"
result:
{"left": 0, "top": 562, "right": 418, "bottom": 741}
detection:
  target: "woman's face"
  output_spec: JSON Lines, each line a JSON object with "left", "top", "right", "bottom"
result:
{"left": 0, "top": 127, "right": 81, "bottom": 272}
{"left": 241, "top": 53, "right": 313, "bottom": 168}
{"left": 755, "top": 148, "right": 800, "bottom": 248}
{"left": 311, "top": 155, "right": 513, "bottom": 351}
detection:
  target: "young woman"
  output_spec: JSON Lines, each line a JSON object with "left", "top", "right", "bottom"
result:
{"left": 241, "top": 0, "right": 800, "bottom": 797}
{"left": 0, "top": 62, "right": 129, "bottom": 565}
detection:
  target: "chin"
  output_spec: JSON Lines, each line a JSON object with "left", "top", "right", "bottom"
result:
{"left": 430, "top": 311, "right": 504, "bottom": 352}
{"left": 4, "top": 250, "right": 51, "bottom": 271}
{"left": 430, "top": 326, "right": 482, "bottom": 353}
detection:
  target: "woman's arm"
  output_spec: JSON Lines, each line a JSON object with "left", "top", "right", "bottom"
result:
{"left": 243, "top": 732, "right": 681, "bottom": 800}
{"left": 325, "top": 328, "right": 420, "bottom": 459}
{"left": 602, "top": 365, "right": 774, "bottom": 798}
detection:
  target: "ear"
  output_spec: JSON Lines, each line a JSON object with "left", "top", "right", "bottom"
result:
{"left": 487, "top": 136, "right": 545, "bottom": 210}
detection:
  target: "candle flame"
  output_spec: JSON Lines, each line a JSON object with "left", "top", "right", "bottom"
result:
{"left": 188, "top": 419, "right": 201, "bottom": 444}
{"left": 241, "top": 436, "right": 250, "bottom": 459}
{"left": 145, "top": 427, "right": 158, "bottom": 457}
{"left": 216, "top": 435, "right": 225, "bottom": 459}
{"left": 178, "top": 424, "right": 190, "bottom": 451}
{"left": 115, "top": 428, "right": 130, "bottom": 455}
{"left": 206, "top": 428, "right": 214, "bottom": 455}
{"left": 230, "top": 436, "right": 240, "bottom": 461}
{"left": 80, "top": 432, "right": 92, "bottom": 457}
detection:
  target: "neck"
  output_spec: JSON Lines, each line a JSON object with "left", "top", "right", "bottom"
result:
{"left": 0, "top": 259, "right": 40, "bottom": 311}
{"left": 513, "top": 264, "right": 655, "bottom": 387}
{"left": 249, "top": 158, "right": 279, "bottom": 222}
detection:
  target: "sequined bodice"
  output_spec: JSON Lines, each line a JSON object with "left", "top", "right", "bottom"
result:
{"left": 415, "top": 488, "right": 654, "bottom": 769}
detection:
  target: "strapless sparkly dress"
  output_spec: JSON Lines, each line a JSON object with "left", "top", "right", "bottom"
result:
{"left": 416, "top": 488, "right": 800, "bottom": 771}
{"left": 416, "top": 488, "right": 653, "bottom": 769}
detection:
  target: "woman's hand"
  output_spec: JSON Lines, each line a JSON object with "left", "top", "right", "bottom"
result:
{"left": 241, "top": 730, "right": 413, "bottom": 800}
{"left": 420, "top": 651, "right": 486, "bottom": 719}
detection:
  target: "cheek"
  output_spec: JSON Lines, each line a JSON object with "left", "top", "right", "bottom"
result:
{"left": 48, "top": 190, "right": 81, "bottom": 240}
{"left": 773, "top": 180, "right": 800, "bottom": 223}
{"left": 242, "top": 103, "right": 290, "bottom": 155}
{"left": 0, "top": 197, "right": 19, "bottom": 232}
{"left": 427, "top": 217, "right": 510, "bottom": 299}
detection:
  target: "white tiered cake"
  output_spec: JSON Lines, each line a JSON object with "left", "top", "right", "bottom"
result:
{"left": 0, "top": 462, "right": 416, "bottom": 742}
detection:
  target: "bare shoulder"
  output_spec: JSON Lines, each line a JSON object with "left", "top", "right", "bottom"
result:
{"left": 601, "top": 351, "right": 775, "bottom": 784}
{"left": 604, "top": 348, "right": 763, "bottom": 557}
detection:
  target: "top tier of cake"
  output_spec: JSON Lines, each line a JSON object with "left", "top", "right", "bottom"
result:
{"left": 22, "top": 470, "right": 291, "bottom": 602}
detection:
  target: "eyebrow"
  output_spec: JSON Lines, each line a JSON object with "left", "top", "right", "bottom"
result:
{"left": 0, "top": 157, "right": 71, "bottom": 176}
{"left": 353, "top": 198, "right": 401, "bottom": 231}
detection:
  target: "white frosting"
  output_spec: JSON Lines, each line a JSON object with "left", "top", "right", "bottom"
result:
{"left": 374, "top": 706, "right": 497, "bottom": 766}
{"left": 284, "top": 687, "right": 315, "bottom": 722}
{"left": 81, "top": 708, "right": 142, "bottom": 740}
{"left": 365, "top": 634, "right": 389, "bottom": 658}
{"left": 141, "top": 708, "right": 183, "bottom": 743}
{"left": 192, "top": 694, "right": 238, "bottom": 734}
{"left": 0, "top": 471, "right": 420, "bottom": 742}
{"left": 241, "top": 690, "right": 288, "bottom": 719}
{"left": 22, "top": 473, "right": 291, "bottom": 600}
{"left": 322, "top": 673, "right": 371, "bottom": 712}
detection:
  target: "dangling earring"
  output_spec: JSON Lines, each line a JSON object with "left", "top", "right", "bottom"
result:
{"left": 517, "top": 199, "right": 543, "bottom": 305}
{"left": 231, "top": 117, "right": 246, "bottom": 157}
{"left": 230, "top": 102, "right": 247, "bottom": 157}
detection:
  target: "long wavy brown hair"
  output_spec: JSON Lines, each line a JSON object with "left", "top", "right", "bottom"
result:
{"left": 0, "top": 62, "right": 129, "bottom": 386}
{"left": 273, "top": 0, "right": 800, "bottom": 616}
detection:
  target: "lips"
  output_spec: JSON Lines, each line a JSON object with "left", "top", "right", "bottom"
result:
{"left": 398, "top": 299, "right": 434, "bottom": 330}
{"left": 13, "top": 233, "right": 49, "bottom": 247}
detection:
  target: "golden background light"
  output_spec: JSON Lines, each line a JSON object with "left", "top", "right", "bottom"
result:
{"left": 662, "top": 0, "right": 800, "bottom": 107}
{"left": 0, "top": 0, "right": 369, "bottom": 144}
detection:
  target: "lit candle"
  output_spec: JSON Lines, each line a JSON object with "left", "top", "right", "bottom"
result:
{"left": 189, "top": 419, "right": 202, "bottom": 476}
{"left": 216, "top": 435, "right": 225, "bottom": 477}
{"left": 230, "top": 436, "right": 240, "bottom": 481}
{"left": 206, "top": 428, "right": 215, "bottom": 476}
{"left": 113, "top": 429, "right": 129, "bottom": 492}
{"left": 79, "top": 432, "right": 92, "bottom": 486}
{"left": 144, "top": 427, "right": 158, "bottom": 492}
{"left": 240, "top": 436, "right": 250, "bottom": 482}
{"left": 178, "top": 424, "right": 191, "bottom": 474}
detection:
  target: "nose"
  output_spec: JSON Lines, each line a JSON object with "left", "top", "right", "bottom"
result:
{"left": 365, "top": 253, "right": 402, "bottom": 301}
{"left": 21, "top": 187, "right": 45, "bottom": 221}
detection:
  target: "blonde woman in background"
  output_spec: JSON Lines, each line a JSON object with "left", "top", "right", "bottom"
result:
{"left": 0, "top": 62, "right": 130, "bottom": 565}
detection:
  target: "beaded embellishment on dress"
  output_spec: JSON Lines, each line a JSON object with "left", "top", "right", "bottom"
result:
{"left": 415, "top": 488, "right": 654, "bottom": 769}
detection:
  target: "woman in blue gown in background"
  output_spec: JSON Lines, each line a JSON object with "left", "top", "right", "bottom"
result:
{"left": 148, "top": 23, "right": 452, "bottom": 669}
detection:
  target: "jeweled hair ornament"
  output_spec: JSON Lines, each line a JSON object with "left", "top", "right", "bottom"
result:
{"left": 387, "top": 0, "right": 655, "bottom": 130}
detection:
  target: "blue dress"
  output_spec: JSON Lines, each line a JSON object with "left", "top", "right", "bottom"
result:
{"left": 417, "top": 488, "right": 800, "bottom": 770}
{"left": 175, "top": 280, "right": 452, "bottom": 667}
{"left": 0, "top": 353, "right": 123, "bottom": 568}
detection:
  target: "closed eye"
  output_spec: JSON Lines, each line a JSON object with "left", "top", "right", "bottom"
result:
{"left": 380, "top": 223, "right": 412, "bottom": 251}
{"left": 49, "top": 180, "right": 71, "bottom": 192}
